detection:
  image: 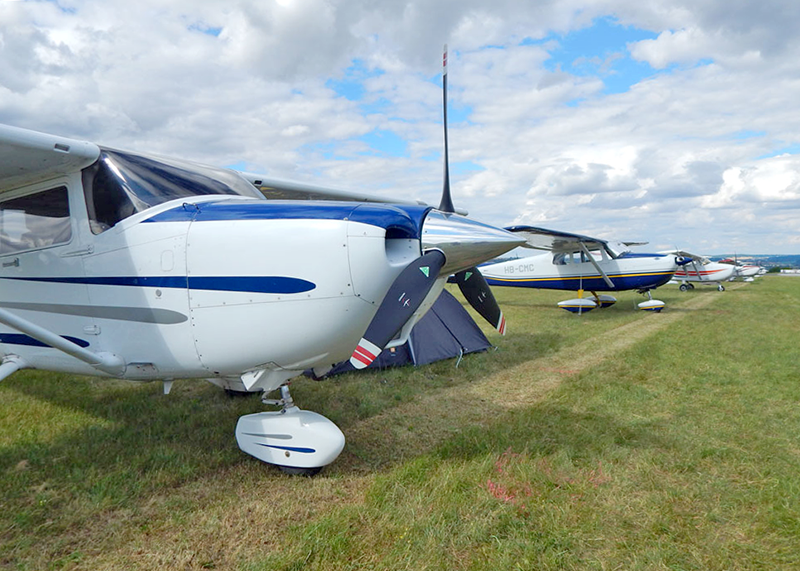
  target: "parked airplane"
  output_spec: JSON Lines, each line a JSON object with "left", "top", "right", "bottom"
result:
{"left": 718, "top": 258, "right": 763, "bottom": 281}
{"left": 476, "top": 226, "right": 690, "bottom": 313}
{"left": 0, "top": 49, "right": 522, "bottom": 474}
{"left": 666, "top": 252, "right": 736, "bottom": 291}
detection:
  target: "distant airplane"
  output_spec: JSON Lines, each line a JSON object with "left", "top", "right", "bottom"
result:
{"left": 665, "top": 252, "right": 736, "bottom": 291}
{"left": 475, "top": 226, "right": 691, "bottom": 313}
{"left": 0, "top": 47, "right": 523, "bottom": 474}
{"left": 718, "top": 258, "right": 763, "bottom": 281}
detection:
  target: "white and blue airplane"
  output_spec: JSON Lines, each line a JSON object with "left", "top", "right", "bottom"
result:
{"left": 0, "top": 50, "right": 522, "bottom": 474}
{"left": 475, "top": 226, "right": 691, "bottom": 313}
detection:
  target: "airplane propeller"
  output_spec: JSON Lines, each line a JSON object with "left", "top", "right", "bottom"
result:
{"left": 438, "top": 45, "right": 455, "bottom": 214}
{"left": 350, "top": 250, "right": 446, "bottom": 369}
{"left": 348, "top": 45, "right": 510, "bottom": 369}
{"left": 437, "top": 44, "right": 506, "bottom": 335}
{"left": 450, "top": 269, "right": 506, "bottom": 334}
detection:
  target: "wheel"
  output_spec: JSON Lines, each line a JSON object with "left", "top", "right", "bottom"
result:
{"left": 718, "top": 284, "right": 725, "bottom": 292}
{"left": 679, "top": 283, "right": 689, "bottom": 292}
{"left": 688, "top": 283, "right": 695, "bottom": 290}
{"left": 278, "top": 465, "right": 323, "bottom": 477}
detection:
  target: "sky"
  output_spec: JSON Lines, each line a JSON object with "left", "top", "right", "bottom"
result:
{"left": 1, "top": 0, "right": 799, "bottom": 254}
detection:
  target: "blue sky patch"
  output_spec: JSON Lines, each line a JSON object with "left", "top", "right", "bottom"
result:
{"left": 446, "top": 100, "right": 472, "bottom": 125}
{"left": 358, "top": 129, "right": 408, "bottom": 157}
{"left": 226, "top": 160, "right": 249, "bottom": 172}
{"left": 534, "top": 17, "right": 658, "bottom": 94}
{"left": 46, "top": 0, "right": 77, "bottom": 15}
{"left": 189, "top": 23, "right": 222, "bottom": 36}
{"left": 733, "top": 130, "right": 767, "bottom": 140}
{"left": 451, "top": 160, "right": 484, "bottom": 176}
{"left": 757, "top": 143, "right": 800, "bottom": 159}
{"left": 327, "top": 59, "right": 383, "bottom": 101}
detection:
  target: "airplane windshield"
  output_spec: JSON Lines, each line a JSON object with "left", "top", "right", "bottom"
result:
{"left": 82, "top": 149, "right": 261, "bottom": 233}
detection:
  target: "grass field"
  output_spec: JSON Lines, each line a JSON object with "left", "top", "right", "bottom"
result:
{"left": 1, "top": 277, "right": 799, "bottom": 570}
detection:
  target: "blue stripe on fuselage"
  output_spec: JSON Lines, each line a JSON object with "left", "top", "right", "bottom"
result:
{"left": 0, "top": 333, "right": 90, "bottom": 348}
{"left": 2, "top": 276, "right": 316, "bottom": 294}
{"left": 484, "top": 271, "right": 674, "bottom": 292}
{"left": 145, "top": 200, "right": 431, "bottom": 241}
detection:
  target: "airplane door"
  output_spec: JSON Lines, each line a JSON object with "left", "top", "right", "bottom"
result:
{"left": 0, "top": 180, "right": 97, "bottom": 372}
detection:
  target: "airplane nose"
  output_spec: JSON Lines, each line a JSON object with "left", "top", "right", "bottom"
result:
{"left": 421, "top": 210, "right": 525, "bottom": 275}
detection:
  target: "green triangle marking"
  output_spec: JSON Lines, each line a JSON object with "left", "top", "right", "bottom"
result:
{"left": 465, "top": 271, "right": 473, "bottom": 280}
{"left": 420, "top": 267, "right": 430, "bottom": 278}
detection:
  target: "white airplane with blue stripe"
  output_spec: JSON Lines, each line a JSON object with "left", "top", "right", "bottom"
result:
{"left": 0, "top": 48, "right": 523, "bottom": 474}
{"left": 476, "top": 226, "right": 690, "bottom": 313}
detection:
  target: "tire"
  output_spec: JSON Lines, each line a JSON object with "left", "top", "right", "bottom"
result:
{"left": 278, "top": 465, "right": 323, "bottom": 477}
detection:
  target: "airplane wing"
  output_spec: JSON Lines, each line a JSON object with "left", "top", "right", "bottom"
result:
{"left": 240, "top": 172, "right": 426, "bottom": 206}
{"left": 504, "top": 225, "right": 612, "bottom": 254}
{"left": 504, "top": 225, "right": 617, "bottom": 288}
{"left": 0, "top": 124, "right": 100, "bottom": 193}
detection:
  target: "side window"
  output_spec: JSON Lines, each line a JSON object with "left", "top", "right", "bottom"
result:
{"left": 555, "top": 252, "right": 577, "bottom": 265}
{"left": 0, "top": 186, "right": 72, "bottom": 255}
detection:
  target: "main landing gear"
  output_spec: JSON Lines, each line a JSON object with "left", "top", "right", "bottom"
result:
{"left": 557, "top": 289, "right": 617, "bottom": 314}
{"left": 235, "top": 384, "right": 345, "bottom": 476}
{"left": 679, "top": 282, "right": 724, "bottom": 292}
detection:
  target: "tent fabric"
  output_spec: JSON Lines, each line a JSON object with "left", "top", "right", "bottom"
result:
{"left": 326, "top": 289, "right": 491, "bottom": 376}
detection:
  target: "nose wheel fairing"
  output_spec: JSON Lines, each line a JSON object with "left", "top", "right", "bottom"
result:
{"left": 236, "top": 386, "right": 345, "bottom": 471}
{"left": 637, "top": 290, "right": 665, "bottom": 312}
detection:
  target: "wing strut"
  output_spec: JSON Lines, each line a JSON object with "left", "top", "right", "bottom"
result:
{"left": 0, "top": 355, "right": 26, "bottom": 382}
{"left": 579, "top": 242, "right": 615, "bottom": 288}
{"left": 0, "top": 308, "right": 125, "bottom": 376}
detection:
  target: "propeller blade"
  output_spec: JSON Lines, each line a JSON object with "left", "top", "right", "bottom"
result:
{"left": 451, "top": 267, "right": 506, "bottom": 335}
{"left": 438, "top": 44, "right": 455, "bottom": 214}
{"left": 350, "top": 250, "right": 446, "bottom": 369}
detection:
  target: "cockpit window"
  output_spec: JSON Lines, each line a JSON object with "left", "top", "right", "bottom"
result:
{"left": 0, "top": 186, "right": 71, "bottom": 255}
{"left": 553, "top": 251, "right": 594, "bottom": 265}
{"left": 82, "top": 149, "right": 261, "bottom": 233}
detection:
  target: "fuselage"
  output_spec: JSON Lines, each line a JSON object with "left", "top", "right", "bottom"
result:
{"left": 479, "top": 251, "right": 679, "bottom": 292}
{"left": 0, "top": 147, "right": 518, "bottom": 392}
